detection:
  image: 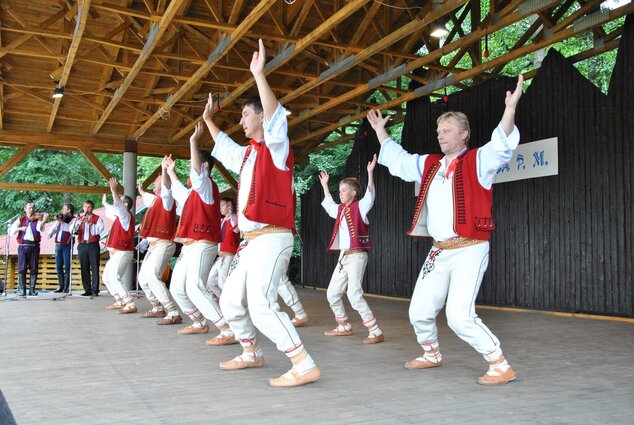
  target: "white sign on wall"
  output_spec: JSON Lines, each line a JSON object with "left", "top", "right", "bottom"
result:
{"left": 493, "top": 137, "right": 558, "bottom": 184}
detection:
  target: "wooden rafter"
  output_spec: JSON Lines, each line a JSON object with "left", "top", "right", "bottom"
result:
{"left": 0, "top": 144, "right": 37, "bottom": 179}
{"left": 0, "top": 182, "right": 110, "bottom": 194}
{"left": 167, "top": 0, "right": 372, "bottom": 143}
{"left": 140, "top": 165, "right": 162, "bottom": 190}
{"left": 90, "top": 0, "right": 184, "bottom": 135}
{"left": 297, "top": 1, "right": 634, "bottom": 148}
{"left": 131, "top": 0, "right": 278, "bottom": 140}
{"left": 47, "top": 0, "right": 91, "bottom": 133}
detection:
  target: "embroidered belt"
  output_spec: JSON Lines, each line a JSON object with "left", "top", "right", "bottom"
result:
{"left": 243, "top": 225, "right": 292, "bottom": 242}
{"left": 149, "top": 239, "right": 173, "bottom": 247}
{"left": 217, "top": 251, "right": 236, "bottom": 258}
{"left": 181, "top": 239, "right": 216, "bottom": 246}
{"left": 433, "top": 236, "right": 486, "bottom": 250}
{"left": 342, "top": 248, "right": 367, "bottom": 255}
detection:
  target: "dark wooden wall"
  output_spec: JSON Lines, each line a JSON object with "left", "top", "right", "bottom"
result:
{"left": 300, "top": 16, "right": 634, "bottom": 317}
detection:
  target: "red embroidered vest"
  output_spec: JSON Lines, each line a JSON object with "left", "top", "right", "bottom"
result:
{"left": 139, "top": 197, "right": 177, "bottom": 240}
{"left": 16, "top": 216, "right": 41, "bottom": 244}
{"left": 176, "top": 180, "right": 221, "bottom": 242}
{"left": 326, "top": 200, "right": 372, "bottom": 252}
{"left": 77, "top": 214, "right": 101, "bottom": 243}
{"left": 106, "top": 212, "right": 135, "bottom": 251}
{"left": 409, "top": 149, "right": 494, "bottom": 240}
{"left": 219, "top": 215, "right": 240, "bottom": 253}
{"left": 55, "top": 217, "right": 74, "bottom": 245}
{"left": 240, "top": 141, "right": 296, "bottom": 231}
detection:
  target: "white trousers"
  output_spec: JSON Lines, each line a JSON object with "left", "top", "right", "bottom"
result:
{"left": 220, "top": 232, "right": 303, "bottom": 354}
{"left": 138, "top": 241, "right": 176, "bottom": 308}
{"left": 326, "top": 251, "right": 374, "bottom": 323}
{"left": 278, "top": 274, "right": 301, "bottom": 310}
{"left": 102, "top": 250, "right": 133, "bottom": 301}
{"left": 409, "top": 242, "right": 502, "bottom": 360}
{"left": 170, "top": 242, "right": 225, "bottom": 327}
{"left": 206, "top": 253, "right": 234, "bottom": 298}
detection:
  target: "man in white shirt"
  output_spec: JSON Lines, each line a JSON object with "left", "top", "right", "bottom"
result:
{"left": 47, "top": 204, "right": 75, "bottom": 293}
{"left": 74, "top": 200, "right": 105, "bottom": 296}
{"left": 9, "top": 200, "right": 48, "bottom": 297}
{"left": 203, "top": 39, "right": 319, "bottom": 387}
{"left": 366, "top": 75, "right": 524, "bottom": 385}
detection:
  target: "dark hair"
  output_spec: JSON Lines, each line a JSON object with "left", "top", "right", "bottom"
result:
{"left": 242, "top": 97, "right": 263, "bottom": 114}
{"left": 84, "top": 200, "right": 95, "bottom": 208}
{"left": 64, "top": 203, "right": 75, "bottom": 215}
{"left": 220, "top": 197, "right": 235, "bottom": 209}
{"left": 199, "top": 150, "right": 215, "bottom": 175}
{"left": 123, "top": 196, "right": 134, "bottom": 211}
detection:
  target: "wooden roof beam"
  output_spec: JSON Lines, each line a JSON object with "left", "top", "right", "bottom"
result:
{"left": 0, "top": 8, "right": 68, "bottom": 60}
{"left": 47, "top": 0, "right": 92, "bottom": 133}
{"left": 0, "top": 143, "right": 37, "bottom": 179}
{"left": 131, "top": 0, "right": 277, "bottom": 141}
{"left": 167, "top": 0, "right": 371, "bottom": 143}
{"left": 0, "top": 130, "right": 190, "bottom": 158}
{"left": 287, "top": 0, "right": 561, "bottom": 131}
{"left": 90, "top": 0, "right": 184, "bottom": 136}
{"left": 78, "top": 146, "right": 113, "bottom": 182}
{"left": 0, "top": 182, "right": 111, "bottom": 195}
{"left": 292, "top": 1, "right": 634, "bottom": 146}
{"left": 140, "top": 165, "right": 162, "bottom": 190}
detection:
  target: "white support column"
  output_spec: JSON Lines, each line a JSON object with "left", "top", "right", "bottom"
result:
{"left": 122, "top": 140, "right": 138, "bottom": 291}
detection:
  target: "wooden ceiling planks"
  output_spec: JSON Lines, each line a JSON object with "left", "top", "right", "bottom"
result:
{"left": 0, "top": 0, "right": 631, "bottom": 160}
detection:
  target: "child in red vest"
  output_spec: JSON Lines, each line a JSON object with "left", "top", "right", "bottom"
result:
{"left": 318, "top": 155, "right": 384, "bottom": 344}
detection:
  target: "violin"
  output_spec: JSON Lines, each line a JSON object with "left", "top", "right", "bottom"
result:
{"left": 28, "top": 213, "right": 50, "bottom": 221}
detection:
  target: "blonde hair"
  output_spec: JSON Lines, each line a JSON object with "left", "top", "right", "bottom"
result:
{"left": 340, "top": 177, "right": 362, "bottom": 198}
{"left": 437, "top": 111, "right": 471, "bottom": 144}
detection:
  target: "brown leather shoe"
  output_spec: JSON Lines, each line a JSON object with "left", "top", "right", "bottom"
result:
{"left": 177, "top": 324, "right": 209, "bottom": 335}
{"left": 105, "top": 303, "right": 124, "bottom": 310}
{"left": 291, "top": 315, "right": 311, "bottom": 327}
{"left": 157, "top": 315, "right": 183, "bottom": 325}
{"left": 478, "top": 366, "right": 517, "bottom": 385}
{"left": 119, "top": 304, "right": 138, "bottom": 314}
{"left": 206, "top": 333, "right": 238, "bottom": 346}
{"left": 219, "top": 356, "right": 265, "bottom": 370}
{"left": 269, "top": 366, "right": 321, "bottom": 387}
{"left": 404, "top": 357, "right": 443, "bottom": 369}
{"left": 363, "top": 333, "right": 384, "bottom": 344}
{"left": 324, "top": 327, "right": 353, "bottom": 336}
{"left": 141, "top": 309, "right": 166, "bottom": 318}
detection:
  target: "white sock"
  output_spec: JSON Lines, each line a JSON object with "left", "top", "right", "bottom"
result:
{"left": 293, "top": 353, "right": 316, "bottom": 375}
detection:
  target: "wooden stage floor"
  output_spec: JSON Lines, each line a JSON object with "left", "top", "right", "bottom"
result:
{"left": 1, "top": 287, "right": 633, "bottom": 425}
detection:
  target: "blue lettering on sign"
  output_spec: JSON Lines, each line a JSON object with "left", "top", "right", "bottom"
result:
{"left": 516, "top": 154, "right": 526, "bottom": 170}
{"left": 496, "top": 163, "right": 510, "bottom": 174}
{"left": 532, "top": 150, "right": 548, "bottom": 167}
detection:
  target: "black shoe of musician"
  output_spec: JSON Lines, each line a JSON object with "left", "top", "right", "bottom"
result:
{"left": 81, "top": 292, "right": 93, "bottom": 297}
{"left": 54, "top": 288, "right": 64, "bottom": 293}
{"left": 28, "top": 290, "right": 38, "bottom": 296}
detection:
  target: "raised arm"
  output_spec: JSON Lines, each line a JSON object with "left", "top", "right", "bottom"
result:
{"left": 500, "top": 74, "right": 523, "bottom": 137}
{"left": 251, "top": 39, "right": 277, "bottom": 121}
{"left": 318, "top": 171, "right": 331, "bottom": 198}
{"left": 189, "top": 121, "right": 205, "bottom": 175}
{"left": 161, "top": 155, "right": 172, "bottom": 189}
{"left": 366, "top": 109, "right": 391, "bottom": 145}
{"left": 203, "top": 93, "right": 221, "bottom": 140}
{"left": 108, "top": 177, "right": 121, "bottom": 206}
{"left": 366, "top": 154, "right": 377, "bottom": 194}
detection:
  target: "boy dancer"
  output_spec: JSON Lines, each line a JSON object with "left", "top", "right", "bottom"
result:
{"left": 366, "top": 75, "right": 524, "bottom": 385}
{"left": 318, "top": 155, "right": 384, "bottom": 344}
{"left": 137, "top": 170, "right": 182, "bottom": 325}
{"left": 203, "top": 39, "right": 319, "bottom": 387}
{"left": 164, "top": 124, "right": 236, "bottom": 346}
{"left": 102, "top": 177, "right": 137, "bottom": 314}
